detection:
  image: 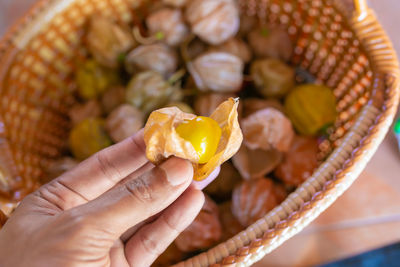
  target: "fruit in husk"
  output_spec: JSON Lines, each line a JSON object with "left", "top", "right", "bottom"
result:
{"left": 125, "top": 43, "right": 178, "bottom": 77}
{"left": 188, "top": 52, "right": 244, "bottom": 92}
{"left": 105, "top": 105, "right": 144, "bottom": 143}
{"left": 241, "top": 108, "right": 294, "bottom": 153}
{"left": 126, "top": 71, "right": 182, "bottom": 115}
{"left": 101, "top": 86, "right": 126, "bottom": 115}
{"left": 146, "top": 8, "right": 189, "bottom": 46}
{"left": 86, "top": 15, "right": 135, "bottom": 68}
{"left": 76, "top": 59, "right": 119, "bottom": 100}
{"left": 285, "top": 84, "right": 337, "bottom": 136}
{"left": 275, "top": 136, "right": 319, "bottom": 186}
{"left": 69, "top": 118, "right": 112, "bottom": 160}
{"left": 232, "top": 178, "right": 287, "bottom": 227}
{"left": 185, "top": 0, "right": 239, "bottom": 45}
{"left": 250, "top": 58, "right": 295, "bottom": 98}
{"left": 144, "top": 98, "right": 242, "bottom": 181}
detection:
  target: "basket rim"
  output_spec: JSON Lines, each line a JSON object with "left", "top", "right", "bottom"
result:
{"left": 0, "top": 1, "right": 399, "bottom": 267}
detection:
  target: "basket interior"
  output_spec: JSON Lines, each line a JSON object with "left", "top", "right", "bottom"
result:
{"left": 0, "top": 0, "right": 372, "bottom": 202}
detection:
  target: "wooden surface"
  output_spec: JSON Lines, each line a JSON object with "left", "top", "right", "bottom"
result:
{"left": 0, "top": 0, "right": 399, "bottom": 266}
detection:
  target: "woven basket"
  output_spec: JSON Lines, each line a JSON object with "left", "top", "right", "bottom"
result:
{"left": 0, "top": 0, "right": 399, "bottom": 266}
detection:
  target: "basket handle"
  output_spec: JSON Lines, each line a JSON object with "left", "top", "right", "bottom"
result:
{"left": 354, "top": 0, "right": 368, "bottom": 18}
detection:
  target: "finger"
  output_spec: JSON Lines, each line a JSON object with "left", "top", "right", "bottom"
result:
{"left": 192, "top": 165, "right": 221, "bottom": 190}
{"left": 57, "top": 130, "right": 148, "bottom": 200}
{"left": 110, "top": 240, "right": 129, "bottom": 267}
{"left": 125, "top": 186, "right": 204, "bottom": 267}
{"left": 72, "top": 157, "right": 194, "bottom": 238}
{"left": 34, "top": 131, "right": 149, "bottom": 211}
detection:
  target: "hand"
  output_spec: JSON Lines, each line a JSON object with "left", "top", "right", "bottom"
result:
{"left": 0, "top": 131, "right": 211, "bottom": 267}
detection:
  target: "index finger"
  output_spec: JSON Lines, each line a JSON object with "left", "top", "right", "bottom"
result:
{"left": 56, "top": 130, "right": 148, "bottom": 201}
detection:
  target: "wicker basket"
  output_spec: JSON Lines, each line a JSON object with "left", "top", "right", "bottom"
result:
{"left": 0, "top": 0, "right": 399, "bottom": 266}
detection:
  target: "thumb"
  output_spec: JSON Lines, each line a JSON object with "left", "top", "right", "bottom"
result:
{"left": 67, "top": 157, "right": 193, "bottom": 239}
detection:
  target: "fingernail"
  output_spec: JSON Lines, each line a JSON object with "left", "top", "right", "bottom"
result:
{"left": 192, "top": 165, "right": 221, "bottom": 190}
{"left": 161, "top": 157, "right": 193, "bottom": 186}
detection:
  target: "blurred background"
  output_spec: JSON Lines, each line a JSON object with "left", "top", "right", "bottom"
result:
{"left": 1, "top": 0, "right": 399, "bottom": 266}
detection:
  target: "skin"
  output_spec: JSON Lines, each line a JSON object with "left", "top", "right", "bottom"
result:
{"left": 0, "top": 130, "right": 219, "bottom": 267}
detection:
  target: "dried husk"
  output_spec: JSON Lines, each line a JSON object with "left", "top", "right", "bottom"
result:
{"left": 175, "top": 196, "right": 221, "bottom": 252}
{"left": 146, "top": 8, "right": 189, "bottom": 46}
{"left": 250, "top": 58, "right": 295, "bottom": 98}
{"left": 101, "top": 86, "right": 126, "bottom": 115}
{"left": 242, "top": 108, "right": 294, "bottom": 153}
{"left": 144, "top": 98, "right": 243, "bottom": 181}
{"left": 208, "top": 37, "right": 252, "bottom": 63}
{"left": 86, "top": 15, "right": 135, "bottom": 68}
{"left": 125, "top": 43, "right": 178, "bottom": 77}
{"left": 243, "top": 98, "right": 285, "bottom": 118}
{"left": 188, "top": 52, "right": 244, "bottom": 92}
{"left": 0, "top": 198, "right": 18, "bottom": 217}
{"left": 204, "top": 162, "right": 242, "bottom": 201}
{"left": 68, "top": 100, "right": 102, "bottom": 126}
{"left": 126, "top": 71, "right": 183, "bottom": 115}
{"left": 248, "top": 27, "right": 293, "bottom": 61}
{"left": 185, "top": 0, "right": 239, "bottom": 45}
{"left": 194, "top": 92, "right": 237, "bottom": 117}
{"left": 105, "top": 104, "right": 144, "bottom": 143}
{"left": 232, "top": 178, "right": 287, "bottom": 227}
{"left": 275, "top": 136, "right": 319, "bottom": 186}
{"left": 232, "top": 144, "right": 282, "bottom": 180}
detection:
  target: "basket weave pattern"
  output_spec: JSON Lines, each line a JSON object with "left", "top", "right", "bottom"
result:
{"left": 0, "top": 0, "right": 399, "bottom": 266}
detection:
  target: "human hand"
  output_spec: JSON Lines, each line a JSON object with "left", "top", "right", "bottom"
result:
{"left": 0, "top": 130, "right": 216, "bottom": 267}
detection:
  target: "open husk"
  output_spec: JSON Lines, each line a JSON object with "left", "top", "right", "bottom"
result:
{"left": 144, "top": 98, "right": 242, "bottom": 181}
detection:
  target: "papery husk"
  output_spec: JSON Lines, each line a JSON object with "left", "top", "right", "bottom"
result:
{"left": 105, "top": 104, "right": 144, "bottom": 143}
{"left": 187, "top": 52, "right": 244, "bottom": 92}
{"left": 242, "top": 108, "right": 294, "bottom": 153}
{"left": 144, "top": 98, "right": 243, "bottom": 181}
{"left": 101, "top": 86, "right": 126, "bottom": 115}
{"left": 275, "top": 136, "right": 319, "bottom": 186}
{"left": 185, "top": 0, "right": 239, "bottom": 45}
{"left": 232, "top": 144, "right": 282, "bottom": 180}
{"left": 153, "top": 243, "right": 186, "bottom": 266}
{"left": 232, "top": 178, "right": 287, "bottom": 227}
{"left": 146, "top": 8, "right": 189, "bottom": 46}
{"left": 163, "top": 0, "right": 187, "bottom": 7}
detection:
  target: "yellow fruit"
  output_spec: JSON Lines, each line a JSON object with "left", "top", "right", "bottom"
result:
{"left": 69, "top": 118, "right": 112, "bottom": 160}
{"left": 285, "top": 84, "right": 336, "bottom": 136}
{"left": 176, "top": 116, "right": 222, "bottom": 164}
